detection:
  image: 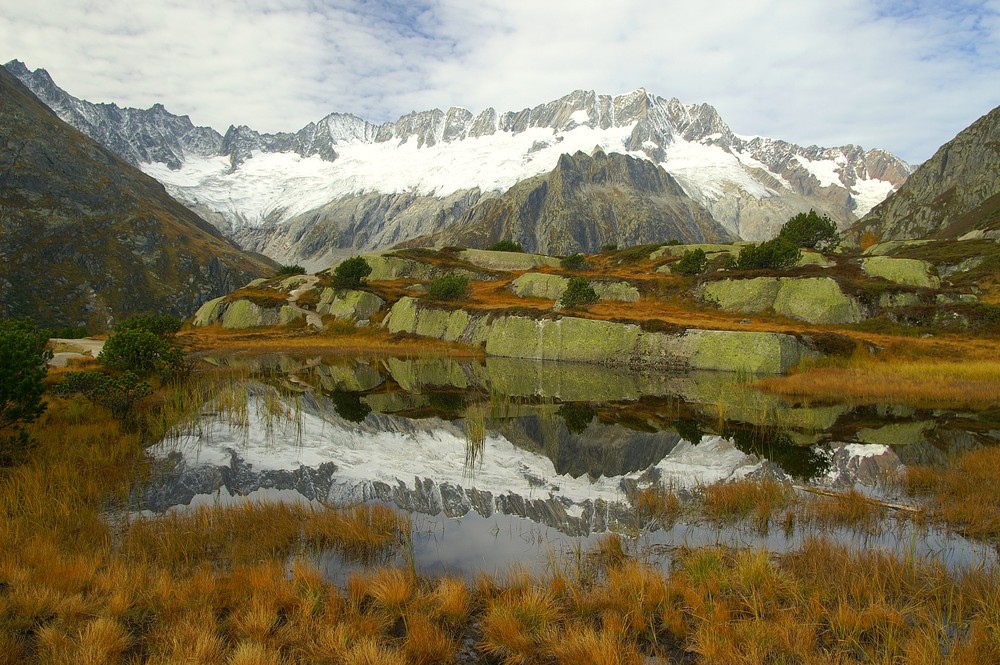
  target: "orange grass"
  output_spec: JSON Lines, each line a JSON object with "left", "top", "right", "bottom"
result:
{"left": 758, "top": 357, "right": 1000, "bottom": 408}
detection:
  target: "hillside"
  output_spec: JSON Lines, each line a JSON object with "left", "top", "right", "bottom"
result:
{"left": 852, "top": 104, "right": 1000, "bottom": 242}
{"left": 0, "top": 67, "right": 275, "bottom": 330}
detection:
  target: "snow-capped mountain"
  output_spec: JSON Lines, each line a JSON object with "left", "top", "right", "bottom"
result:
{"left": 7, "top": 61, "right": 911, "bottom": 267}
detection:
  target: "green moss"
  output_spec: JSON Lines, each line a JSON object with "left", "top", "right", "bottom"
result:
{"left": 860, "top": 257, "right": 940, "bottom": 289}
{"left": 773, "top": 278, "right": 862, "bottom": 324}
{"left": 702, "top": 278, "right": 781, "bottom": 313}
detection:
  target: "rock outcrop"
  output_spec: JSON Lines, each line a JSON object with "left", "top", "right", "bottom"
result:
{"left": 384, "top": 297, "right": 820, "bottom": 373}
{"left": 852, "top": 104, "right": 1000, "bottom": 241}
{"left": 701, "top": 277, "right": 863, "bottom": 324}
{"left": 511, "top": 273, "right": 640, "bottom": 303}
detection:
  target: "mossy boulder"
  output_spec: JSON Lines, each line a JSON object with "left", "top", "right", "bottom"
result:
{"left": 860, "top": 256, "right": 940, "bottom": 289}
{"left": 192, "top": 296, "right": 226, "bottom": 326}
{"left": 773, "top": 278, "right": 862, "bottom": 324}
{"left": 511, "top": 273, "right": 568, "bottom": 300}
{"left": 319, "top": 290, "right": 385, "bottom": 321}
{"left": 459, "top": 249, "right": 560, "bottom": 271}
{"left": 383, "top": 297, "right": 490, "bottom": 345}
{"left": 702, "top": 278, "right": 781, "bottom": 313}
{"left": 702, "top": 277, "right": 861, "bottom": 324}
{"left": 684, "top": 330, "right": 812, "bottom": 374}
{"left": 278, "top": 305, "right": 306, "bottom": 325}
{"left": 511, "top": 273, "right": 639, "bottom": 302}
{"left": 485, "top": 316, "right": 642, "bottom": 363}
{"left": 220, "top": 299, "right": 281, "bottom": 328}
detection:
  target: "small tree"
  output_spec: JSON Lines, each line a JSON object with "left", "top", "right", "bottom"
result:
{"left": 0, "top": 319, "right": 51, "bottom": 455}
{"left": 331, "top": 256, "right": 373, "bottom": 289}
{"left": 736, "top": 237, "right": 801, "bottom": 271}
{"left": 487, "top": 239, "right": 523, "bottom": 253}
{"left": 560, "top": 277, "right": 599, "bottom": 308}
{"left": 275, "top": 264, "right": 306, "bottom": 277}
{"left": 674, "top": 248, "right": 708, "bottom": 276}
{"left": 99, "top": 329, "right": 183, "bottom": 376}
{"left": 778, "top": 209, "right": 839, "bottom": 250}
{"left": 427, "top": 274, "right": 469, "bottom": 300}
{"left": 560, "top": 253, "right": 588, "bottom": 271}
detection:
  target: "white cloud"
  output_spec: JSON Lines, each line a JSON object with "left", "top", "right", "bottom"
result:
{"left": 2, "top": 0, "right": 998, "bottom": 163}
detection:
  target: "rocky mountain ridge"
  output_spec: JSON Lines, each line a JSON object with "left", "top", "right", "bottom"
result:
{"left": 852, "top": 104, "right": 1000, "bottom": 241}
{"left": 6, "top": 60, "right": 912, "bottom": 266}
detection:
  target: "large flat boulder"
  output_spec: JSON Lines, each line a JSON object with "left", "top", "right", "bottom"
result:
{"left": 702, "top": 277, "right": 861, "bottom": 324}
{"left": 860, "top": 256, "right": 940, "bottom": 289}
{"left": 701, "top": 278, "right": 781, "bottom": 313}
{"left": 318, "top": 289, "right": 385, "bottom": 321}
{"left": 220, "top": 299, "right": 281, "bottom": 328}
{"left": 459, "top": 249, "right": 560, "bottom": 271}
{"left": 772, "top": 277, "right": 862, "bottom": 324}
{"left": 511, "top": 273, "right": 639, "bottom": 302}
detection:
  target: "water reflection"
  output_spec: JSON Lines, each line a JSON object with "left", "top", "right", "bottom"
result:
{"left": 139, "top": 354, "right": 1000, "bottom": 576}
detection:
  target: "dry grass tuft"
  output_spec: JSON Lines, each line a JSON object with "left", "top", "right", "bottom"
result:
{"left": 701, "top": 479, "right": 793, "bottom": 528}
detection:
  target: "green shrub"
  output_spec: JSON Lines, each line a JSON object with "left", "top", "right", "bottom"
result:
{"left": 736, "top": 237, "right": 802, "bottom": 271}
{"left": 0, "top": 318, "right": 51, "bottom": 458}
{"left": 52, "top": 371, "right": 151, "bottom": 421}
{"left": 560, "top": 253, "right": 588, "bottom": 271}
{"left": 427, "top": 274, "right": 469, "bottom": 300}
{"left": 43, "top": 325, "right": 88, "bottom": 339}
{"left": 99, "top": 329, "right": 184, "bottom": 376}
{"left": 331, "top": 256, "right": 373, "bottom": 289}
{"left": 487, "top": 239, "right": 524, "bottom": 252}
{"left": 275, "top": 264, "right": 306, "bottom": 277}
{"left": 115, "top": 313, "right": 182, "bottom": 337}
{"left": 675, "top": 248, "right": 708, "bottom": 275}
{"left": 558, "top": 403, "right": 595, "bottom": 434}
{"left": 560, "top": 277, "right": 599, "bottom": 308}
{"left": 778, "top": 209, "right": 839, "bottom": 250}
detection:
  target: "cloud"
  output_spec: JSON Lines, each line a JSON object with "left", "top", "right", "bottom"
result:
{"left": 2, "top": 0, "right": 998, "bottom": 163}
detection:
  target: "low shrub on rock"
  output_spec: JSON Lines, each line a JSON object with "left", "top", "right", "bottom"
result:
{"left": 560, "top": 277, "right": 599, "bottom": 308}
{"left": 737, "top": 238, "right": 801, "bottom": 271}
{"left": 428, "top": 274, "right": 469, "bottom": 300}
{"left": 675, "top": 248, "right": 708, "bottom": 275}
{"left": 332, "top": 256, "right": 373, "bottom": 289}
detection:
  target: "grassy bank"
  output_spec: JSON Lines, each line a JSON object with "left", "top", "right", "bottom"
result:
{"left": 1, "top": 362, "right": 998, "bottom": 663}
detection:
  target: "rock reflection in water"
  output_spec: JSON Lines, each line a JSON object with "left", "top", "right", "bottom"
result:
{"left": 139, "top": 353, "right": 999, "bottom": 575}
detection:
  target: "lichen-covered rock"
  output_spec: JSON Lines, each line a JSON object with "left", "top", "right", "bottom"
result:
{"left": 486, "top": 316, "right": 643, "bottom": 363}
{"left": 280, "top": 275, "right": 309, "bottom": 290}
{"left": 319, "top": 290, "right": 385, "bottom": 321}
{"left": 511, "top": 273, "right": 639, "bottom": 302}
{"left": 511, "top": 273, "right": 568, "bottom": 300}
{"left": 773, "top": 278, "right": 862, "bottom": 324}
{"left": 221, "top": 299, "right": 280, "bottom": 328}
{"left": 278, "top": 305, "right": 305, "bottom": 325}
{"left": 796, "top": 251, "right": 832, "bottom": 267}
{"left": 702, "top": 278, "right": 781, "bottom": 313}
{"left": 685, "top": 329, "right": 811, "bottom": 374}
{"left": 384, "top": 297, "right": 420, "bottom": 334}
{"left": 245, "top": 278, "right": 269, "bottom": 288}
{"left": 860, "top": 256, "right": 940, "bottom": 288}
{"left": 879, "top": 292, "right": 922, "bottom": 309}
{"left": 192, "top": 296, "right": 226, "bottom": 326}
{"left": 459, "top": 249, "right": 560, "bottom": 271}
{"left": 702, "top": 277, "right": 861, "bottom": 324}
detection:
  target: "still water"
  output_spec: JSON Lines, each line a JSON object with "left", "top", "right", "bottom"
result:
{"left": 137, "top": 355, "right": 1000, "bottom": 577}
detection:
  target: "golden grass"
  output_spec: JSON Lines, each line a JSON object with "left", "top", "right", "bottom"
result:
{"left": 757, "top": 355, "right": 1000, "bottom": 409}
{"left": 902, "top": 447, "right": 1000, "bottom": 539}
{"left": 2, "top": 364, "right": 999, "bottom": 663}
{"left": 701, "top": 479, "right": 794, "bottom": 527}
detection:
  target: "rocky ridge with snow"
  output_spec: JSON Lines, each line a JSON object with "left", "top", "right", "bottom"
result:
{"left": 7, "top": 61, "right": 912, "bottom": 266}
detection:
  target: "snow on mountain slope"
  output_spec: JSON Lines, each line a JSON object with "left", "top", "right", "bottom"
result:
{"left": 6, "top": 61, "right": 912, "bottom": 248}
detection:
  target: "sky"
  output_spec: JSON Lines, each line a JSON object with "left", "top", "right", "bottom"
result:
{"left": 2, "top": 0, "right": 999, "bottom": 165}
